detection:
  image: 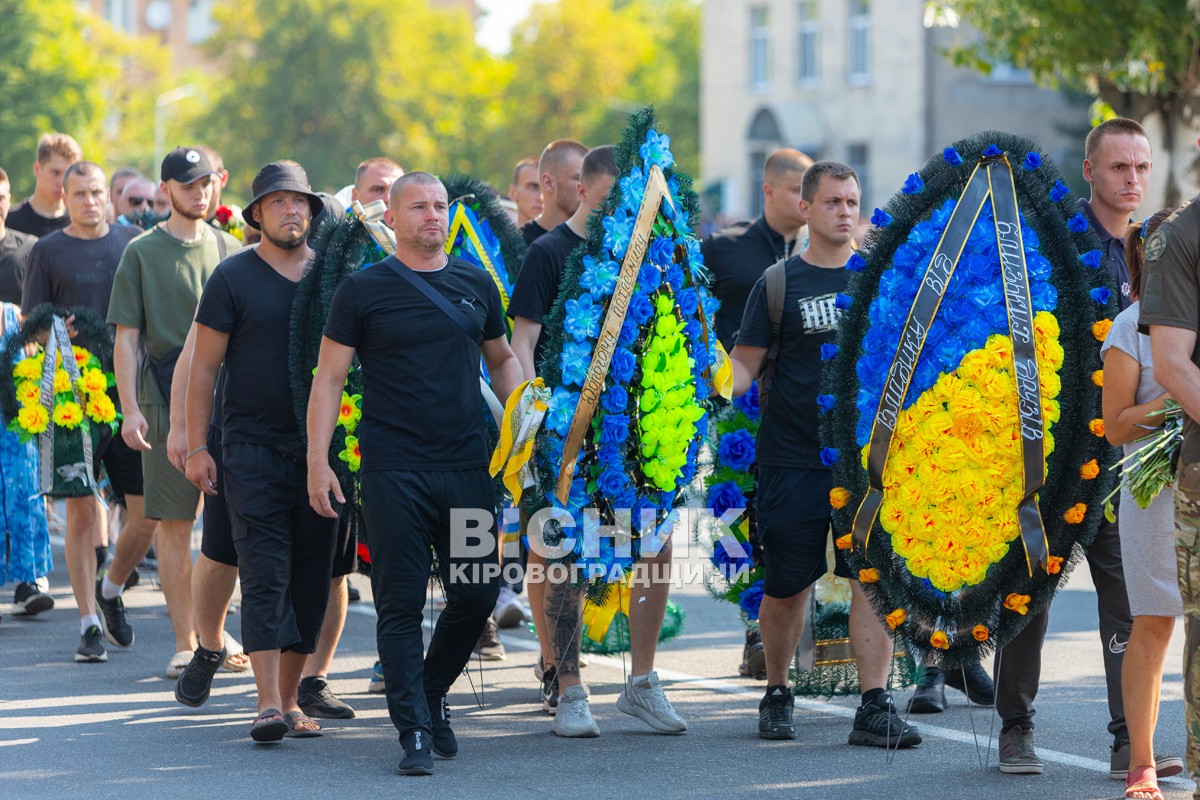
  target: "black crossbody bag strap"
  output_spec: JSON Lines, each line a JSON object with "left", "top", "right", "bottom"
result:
{"left": 381, "top": 256, "right": 482, "bottom": 346}
{"left": 756, "top": 258, "right": 788, "bottom": 413}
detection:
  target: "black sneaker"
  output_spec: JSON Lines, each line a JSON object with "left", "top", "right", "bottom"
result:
{"left": 347, "top": 581, "right": 361, "bottom": 603}
{"left": 12, "top": 581, "right": 54, "bottom": 617}
{"left": 175, "top": 645, "right": 226, "bottom": 707}
{"left": 426, "top": 693, "right": 457, "bottom": 759}
{"left": 739, "top": 629, "right": 767, "bottom": 680}
{"left": 75, "top": 625, "right": 108, "bottom": 663}
{"left": 473, "top": 617, "right": 505, "bottom": 660}
{"left": 848, "top": 695, "right": 922, "bottom": 748}
{"left": 906, "top": 666, "right": 947, "bottom": 713}
{"left": 943, "top": 660, "right": 995, "bottom": 706}
{"left": 298, "top": 675, "right": 356, "bottom": 719}
{"left": 94, "top": 578, "right": 134, "bottom": 648}
{"left": 124, "top": 569, "right": 140, "bottom": 591}
{"left": 398, "top": 729, "right": 434, "bottom": 776}
{"left": 758, "top": 685, "right": 796, "bottom": 740}
{"left": 541, "top": 663, "right": 560, "bottom": 713}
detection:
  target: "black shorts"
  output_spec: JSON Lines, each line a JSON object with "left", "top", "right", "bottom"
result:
{"left": 199, "top": 426, "right": 237, "bottom": 567}
{"left": 223, "top": 441, "right": 337, "bottom": 655}
{"left": 97, "top": 429, "right": 144, "bottom": 499}
{"left": 332, "top": 512, "right": 357, "bottom": 578}
{"left": 756, "top": 465, "right": 849, "bottom": 599}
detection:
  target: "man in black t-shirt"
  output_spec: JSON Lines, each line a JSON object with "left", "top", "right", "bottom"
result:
{"left": 186, "top": 161, "right": 335, "bottom": 743}
{"left": 519, "top": 139, "right": 587, "bottom": 247}
{"left": 507, "top": 155, "right": 542, "bottom": 228}
{"left": 728, "top": 161, "right": 920, "bottom": 749}
{"left": 308, "top": 172, "right": 522, "bottom": 774}
{"left": 7, "top": 133, "right": 82, "bottom": 238}
{"left": 20, "top": 161, "right": 155, "bottom": 664}
{"left": 0, "top": 168, "right": 36, "bottom": 305}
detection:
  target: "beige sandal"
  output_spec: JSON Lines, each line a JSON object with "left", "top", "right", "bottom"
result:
{"left": 221, "top": 634, "right": 251, "bottom": 673}
{"left": 166, "top": 649, "right": 192, "bottom": 679}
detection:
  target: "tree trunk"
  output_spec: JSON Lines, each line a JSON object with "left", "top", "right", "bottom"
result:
{"left": 1161, "top": 103, "right": 1181, "bottom": 208}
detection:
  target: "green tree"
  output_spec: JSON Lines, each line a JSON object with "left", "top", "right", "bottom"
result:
{"left": 203, "top": 0, "right": 510, "bottom": 196}
{"left": 0, "top": 0, "right": 164, "bottom": 196}
{"left": 933, "top": 0, "right": 1200, "bottom": 205}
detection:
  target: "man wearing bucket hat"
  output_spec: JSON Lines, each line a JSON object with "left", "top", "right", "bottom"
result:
{"left": 186, "top": 160, "right": 337, "bottom": 743}
{"left": 106, "top": 146, "right": 244, "bottom": 682}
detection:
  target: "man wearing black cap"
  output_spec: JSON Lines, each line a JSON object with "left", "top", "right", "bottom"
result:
{"left": 21, "top": 160, "right": 154, "bottom": 663}
{"left": 185, "top": 160, "right": 337, "bottom": 742}
{"left": 106, "top": 147, "right": 243, "bottom": 681}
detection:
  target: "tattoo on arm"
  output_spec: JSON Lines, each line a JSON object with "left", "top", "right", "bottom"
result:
{"left": 546, "top": 579, "right": 583, "bottom": 678}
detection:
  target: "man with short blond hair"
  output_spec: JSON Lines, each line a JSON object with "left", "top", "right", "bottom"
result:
{"left": 507, "top": 156, "right": 542, "bottom": 228}
{"left": 521, "top": 139, "right": 587, "bottom": 246}
{"left": 352, "top": 157, "right": 404, "bottom": 207}
{"left": 8, "top": 132, "right": 82, "bottom": 238}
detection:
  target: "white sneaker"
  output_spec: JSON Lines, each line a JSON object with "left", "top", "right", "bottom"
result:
{"left": 616, "top": 671, "right": 687, "bottom": 733}
{"left": 552, "top": 685, "right": 599, "bottom": 737}
{"left": 494, "top": 587, "right": 527, "bottom": 629}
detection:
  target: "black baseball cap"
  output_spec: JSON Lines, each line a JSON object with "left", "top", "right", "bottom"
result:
{"left": 161, "top": 146, "right": 217, "bottom": 184}
{"left": 243, "top": 161, "right": 324, "bottom": 230}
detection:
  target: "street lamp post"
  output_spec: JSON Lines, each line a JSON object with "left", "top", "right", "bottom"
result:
{"left": 154, "top": 85, "right": 197, "bottom": 171}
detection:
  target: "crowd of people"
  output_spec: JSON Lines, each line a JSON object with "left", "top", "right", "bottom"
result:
{"left": 0, "top": 117, "right": 1197, "bottom": 800}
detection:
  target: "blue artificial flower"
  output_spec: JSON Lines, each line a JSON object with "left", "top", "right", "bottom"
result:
{"left": 619, "top": 167, "right": 648, "bottom": 211}
{"left": 676, "top": 287, "right": 700, "bottom": 319}
{"left": 597, "top": 468, "right": 629, "bottom": 500}
{"left": 603, "top": 210, "right": 635, "bottom": 259}
{"left": 930, "top": 198, "right": 956, "bottom": 229}
{"left": 630, "top": 496, "right": 660, "bottom": 534}
{"left": 601, "top": 384, "right": 628, "bottom": 413}
{"left": 871, "top": 208, "right": 893, "bottom": 227}
{"left": 846, "top": 253, "right": 867, "bottom": 272}
{"left": 819, "top": 447, "right": 840, "bottom": 467}
{"left": 1067, "top": 212, "right": 1090, "bottom": 233}
{"left": 733, "top": 382, "right": 761, "bottom": 420}
{"left": 707, "top": 482, "right": 749, "bottom": 525}
{"left": 561, "top": 340, "right": 593, "bottom": 387}
{"left": 601, "top": 414, "right": 630, "bottom": 446}
{"left": 648, "top": 236, "right": 675, "bottom": 268}
{"left": 684, "top": 318, "right": 703, "bottom": 341}
{"left": 628, "top": 292, "right": 655, "bottom": 325}
{"left": 564, "top": 293, "right": 603, "bottom": 342}
{"left": 710, "top": 535, "right": 753, "bottom": 573}
{"left": 610, "top": 347, "right": 636, "bottom": 383}
{"left": 738, "top": 580, "right": 765, "bottom": 620}
{"left": 618, "top": 318, "right": 640, "bottom": 347}
{"left": 1090, "top": 286, "right": 1111, "bottom": 305}
{"left": 1031, "top": 281, "right": 1059, "bottom": 312}
{"left": 891, "top": 244, "right": 924, "bottom": 272}
{"left": 579, "top": 255, "right": 618, "bottom": 297}
{"left": 1027, "top": 252, "right": 1053, "bottom": 280}
{"left": 821, "top": 343, "right": 839, "bottom": 361}
{"left": 665, "top": 263, "right": 685, "bottom": 291}
{"left": 637, "top": 263, "right": 663, "bottom": 293}
{"left": 567, "top": 478, "right": 588, "bottom": 513}
{"left": 1049, "top": 180, "right": 1070, "bottom": 203}
{"left": 1079, "top": 249, "right": 1104, "bottom": 269}
{"left": 902, "top": 172, "right": 925, "bottom": 194}
{"left": 718, "top": 429, "right": 757, "bottom": 471}
{"left": 640, "top": 130, "right": 675, "bottom": 171}
{"left": 1022, "top": 152, "right": 1043, "bottom": 171}
{"left": 546, "top": 387, "right": 580, "bottom": 436}
{"left": 597, "top": 442, "right": 623, "bottom": 470}
{"left": 943, "top": 147, "right": 963, "bottom": 166}
{"left": 983, "top": 144, "right": 1003, "bottom": 157}
{"left": 835, "top": 293, "right": 852, "bottom": 310}
{"left": 684, "top": 238, "right": 705, "bottom": 275}
{"left": 817, "top": 394, "right": 836, "bottom": 414}
{"left": 542, "top": 435, "right": 565, "bottom": 465}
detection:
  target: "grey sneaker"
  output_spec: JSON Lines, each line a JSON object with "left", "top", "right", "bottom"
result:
{"left": 553, "top": 684, "right": 599, "bottom": 738}
{"left": 998, "top": 727, "right": 1044, "bottom": 774}
{"left": 75, "top": 625, "right": 108, "bottom": 663}
{"left": 616, "top": 671, "right": 687, "bottom": 733}
{"left": 1109, "top": 738, "right": 1185, "bottom": 780}
{"left": 13, "top": 580, "right": 54, "bottom": 617}
{"left": 473, "top": 617, "right": 506, "bottom": 660}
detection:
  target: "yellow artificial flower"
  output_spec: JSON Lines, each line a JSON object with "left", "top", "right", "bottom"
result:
{"left": 53, "top": 369, "right": 71, "bottom": 394}
{"left": 1046, "top": 555, "right": 1064, "bottom": 575}
{"left": 71, "top": 346, "right": 92, "bottom": 369}
{"left": 1079, "top": 459, "right": 1100, "bottom": 480}
{"left": 835, "top": 532, "right": 852, "bottom": 550}
{"left": 1033, "top": 311, "right": 1060, "bottom": 341}
{"left": 885, "top": 608, "right": 907, "bottom": 629}
{"left": 1092, "top": 319, "right": 1113, "bottom": 342}
{"left": 1062, "top": 503, "right": 1087, "bottom": 525}
{"left": 930, "top": 630, "right": 950, "bottom": 650}
{"left": 13, "top": 358, "right": 42, "bottom": 381}
{"left": 858, "top": 568, "right": 880, "bottom": 583}
{"left": 1003, "top": 593, "right": 1032, "bottom": 615}
{"left": 1088, "top": 419, "right": 1105, "bottom": 437}
{"left": 86, "top": 393, "right": 117, "bottom": 424}
{"left": 829, "top": 487, "right": 851, "bottom": 510}
{"left": 17, "top": 404, "right": 50, "bottom": 434}
{"left": 16, "top": 381, "right": 41, "bottom": 407}
{"left": 52, "top": 401, "right": 84, "bottom": 429}
{"left": 972, "top": 625, "right": 989, "bottom": 642}
{"left": 1091, "top": 370, "right": 1104, "bottom": 387}
{"left": 79, "top": 368, "right": 107, "bottom": 395}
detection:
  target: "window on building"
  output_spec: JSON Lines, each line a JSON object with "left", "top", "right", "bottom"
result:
{"left": 749, "top": 6, "right": 771, "bottom": 89}
{"left": 797, "top": 1, "right": 820, "bottom": 85}
{"left": 847, "top": 0, "right": 871, "bottom": 84}
{"left": 102, "top": 0, "right": 135, "bottom": 32}
{"left": 846, "top": 142, "right": 869, "bottom": 207}
{"left": 187, "top": 0, "right": 218, "bottom": 44}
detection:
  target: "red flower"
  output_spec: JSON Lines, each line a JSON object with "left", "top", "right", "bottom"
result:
{"left": 215, "top": 205, "right": 233, "bottom": 225}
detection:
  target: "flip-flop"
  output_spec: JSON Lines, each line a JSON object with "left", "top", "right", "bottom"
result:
{"left": 166, "top": 650, "right": 193, "bottom": 679}
{"left": 1125, "top": 765, "right": 1164, "bottom": 800}
{"left": 221, "top": 634, "right": 251, "bottom": 673}
{"left": 250, "top": 708, "right": 288, "bottom": 743}
{"left": 283, "top": 711, "right": 323, "bottom": 738}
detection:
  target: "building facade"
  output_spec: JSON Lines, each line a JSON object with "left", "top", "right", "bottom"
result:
{"left": 701, "top": 0, "right": 1092, "bottom": 221}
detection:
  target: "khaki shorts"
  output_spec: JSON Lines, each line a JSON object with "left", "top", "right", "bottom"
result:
{"left": 142, "top": 403, "right": 201, "bottom": 521}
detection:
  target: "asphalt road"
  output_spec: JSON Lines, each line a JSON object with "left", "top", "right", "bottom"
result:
{"left": 0, "top": 521, "right": 1194, "bottom": 800}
